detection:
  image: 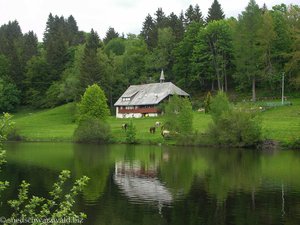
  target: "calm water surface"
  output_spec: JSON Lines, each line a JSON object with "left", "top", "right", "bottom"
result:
{"left": 1, "top": 142, "right": 300, "bottom": 225}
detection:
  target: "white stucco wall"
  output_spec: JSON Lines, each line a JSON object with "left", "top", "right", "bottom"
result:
{"left": 115, "top": 107, "right": 158, "bottom": 118}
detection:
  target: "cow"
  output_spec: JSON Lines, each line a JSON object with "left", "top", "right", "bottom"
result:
{"left": 149, "top": 126, "right": 156, "bottom": 134}
{"left": 161, "top": 130, "right": 170, "bottom": 138}
{"left": 122, "top": 123, "right": 128, "bottom": 131}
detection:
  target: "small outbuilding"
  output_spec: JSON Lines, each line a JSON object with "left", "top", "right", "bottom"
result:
{"left": 114, "top": 70, "right": 189, "bottom": 118}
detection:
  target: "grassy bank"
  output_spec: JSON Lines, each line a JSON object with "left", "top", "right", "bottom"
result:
{"left": 12, "top": 99, "right": 300, "bottom": 146}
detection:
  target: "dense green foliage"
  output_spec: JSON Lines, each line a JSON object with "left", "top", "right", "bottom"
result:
{"left": 125, "top": 121, "right": 137, "bottom": 144}
{"left": 0, "top": 1, "right": 299, "bottom": 112}
{"left": 0, "top": 78, "right": 20, "bottom": 112}
{"left": 209, "top": 92, "right": 262, "bottom": 146}
{"left": 206, "top": 0, "right": 225, "bottom": 23}
{"left": 77, "top": 84, "right": 110, "bottom": 122}
{"left": 73, "top": 118, "right": 111, "bottom": 143}
{"left": 204, "top": 92, "right": 212, "bottom": 113}
{"left": 164, "top": 95, "right": 193, "bottom": 134}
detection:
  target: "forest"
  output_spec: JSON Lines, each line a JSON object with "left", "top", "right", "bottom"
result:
{"left": 0, "top": 0, "right": 299, "bottom": 113}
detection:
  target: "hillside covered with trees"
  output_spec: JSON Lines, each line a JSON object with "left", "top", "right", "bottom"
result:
{"left": 0, "top": 0, "right": 299, "bottom": 113}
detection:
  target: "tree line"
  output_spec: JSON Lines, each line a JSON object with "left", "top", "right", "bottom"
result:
{"left": 0, "top": 0, "right": 299, "bottom": 112}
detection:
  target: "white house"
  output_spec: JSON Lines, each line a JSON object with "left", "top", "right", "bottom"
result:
{"left": 114, "top": 70, "right": 189, "bottom": 118}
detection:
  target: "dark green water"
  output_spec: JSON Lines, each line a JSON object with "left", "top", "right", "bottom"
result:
{"left": 1, "top": 142, "right": 300, "bottom": 225}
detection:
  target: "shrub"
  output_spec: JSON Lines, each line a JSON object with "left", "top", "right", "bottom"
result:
{"left": 210, "top": 91, "right": 232, "bottom": 122}
{"left": 204, "top": 91, "right": 212, "bottom": 113}
{"left": 126, "top": 121, "right": 137, "bottom": 144}
{"left": 73, "top": 118, "right": 111, "bottom": 144}
{"left": 7, "top": 126, "right": 23, "bottom": 141}
{"left": 208, "top": 109, "right": 262, "bottom": 147}
{"left": 208, "top": 92, "right": 262, "bottom": 147}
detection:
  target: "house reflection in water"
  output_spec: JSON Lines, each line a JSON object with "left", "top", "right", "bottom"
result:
{"left": 114, "top": 161, "right": 173, "bottom": 213}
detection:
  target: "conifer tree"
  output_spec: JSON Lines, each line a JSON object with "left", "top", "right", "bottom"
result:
{"left": 167, "top": 12, "right": 184, "bottom": 43}
{"left": 206, "top": 0, "right": 225, "bottom": 23}
{"left": 22, "top": 31, "right": 38, "bottom": 64}
{"left": 79, "top": 29, "right": 102, "bottom": 94}
{"left": 155, "top": 8, "right": 168, "bottom": 28}
{"left": 141, "top": 14, "right": 157, "bottom": 49}
{"left": 103, "top": 27, "right": 119, "bottom": 45}
{"left": 185, "top": 4, "right": 205, "bottom": 26}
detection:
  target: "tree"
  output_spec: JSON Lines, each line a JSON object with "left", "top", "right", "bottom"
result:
{"left": 233, "top": 0, "right": 263, "bottom": 101}
{"left": 66, "top": 15, "right": 81, "bottom": 45}
{"left": 122, "top": 35, "right": 148, "bottom": 84}
{"left": 22, "top": 31, "right": 38, "bottom": 64}
{"left": 24, "top": 55, "right": 51, "bottom": 108}
{"left": 126, "top": 121, "right": 137, "bottom": 144}
{"left": 167, "top": 12, "right": 184, "bottom": 43}
{"left": 77, "top": 84, "right": 110, "bottom": 122}
{"left": 173, "top": 22, "right": 202, "bottom": 90}
{"left": 0, "top": 54, "right": 10, "bottom": 78}
{"left": 0, "top": 21, "right": 24, "bottom": 91}
{"left": 258, "top": 9, "right": 277, "bottom": 91}
{"left": 184, "top": 4, "right": 205, "bottom": 26}
{"left": 104, "top": 37, "right": 125, "bottom": 56}
{"left": 270, "top": 5, "right": 292, "bottom": 85}
{"left": 103, "top": 27, "right": 119, "bottom": 45}
{"left": 0, "top": 78, "right": 20, "bottom": 112}
{"left": 164, "top": 95, "right": 193, "bottom": 134}
{"left": 59, "top": 45, "right": 84, "bottom": 102}
{"left": 79, "top": 29, "right": 102, "bottom": 94}
{"left": 193, "top": 20, "right": 234, "bottom": 91}
{"left": 206, "top": 0, "right": 225, "bottom": 23}
{"left": 155, "top": 8, "right": 168, "bottom": 29}
{"left": 208, "top": 92, "right": 262, "bottom": 147}
{"left": 145, "top": 27, "right": 176, "bottom": 79}
{"left": 43, "top": 14, "right": 70, "bottom": 82}
{"left": 141, "top": 14, "right": 157, "bottom": 49}
{"left": 285, "top": 5, "right": 300, "bottom": 89}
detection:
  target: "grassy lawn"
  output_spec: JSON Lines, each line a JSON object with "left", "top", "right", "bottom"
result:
{"left": 11, "top": 99, "right": 300, "bottom": 144}
{"left": 13, "top": 103, "right": 77, "bottom": 141}
{"left": 260, "top": 99, "right": 300, "bottom": 142}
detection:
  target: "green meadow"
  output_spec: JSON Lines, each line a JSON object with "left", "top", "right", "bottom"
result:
{"left": 12, "top": 99, "right": 300, "bottom": 145}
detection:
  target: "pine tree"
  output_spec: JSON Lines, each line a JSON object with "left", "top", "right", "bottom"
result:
{"left": 194, "top": 4, "right": 205, "bottom": 25}
{"left": 43, "top": 14, "right": 70, "bottom": 81}
{"left": 167, "top": 12, "right": 184, "bottom": 43}
{"left": 22, "top": 31, "right": 38, "bottom": 64}
{"left": 185, "top": 4, "right": 204, "bottom": 26}
{"left": 141, "top": 14, "right": 157, "bottom": 49}
{"left": 66, "top": 15, "right": 80, "bottom": 45}
{"left": 206, "top": 0, "right": 225, "bottom": 23}
{"left": 79, "top": 29, "right": 102, "bottom": 94}
{"left": 155, "top": 8, "right": 168, "bottom": 28}
{"left": 185, "top": 5, "right": 195, "bottom": 26}
{"left": 103, "top": 27, "right": 119, "bottom": 45}
{"left": 0, "top": 20, "right": 24, "bottom": 91}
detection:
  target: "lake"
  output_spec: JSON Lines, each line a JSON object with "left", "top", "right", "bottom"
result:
{"left": 1, "top": 142, "right": 300, "bottom": 225}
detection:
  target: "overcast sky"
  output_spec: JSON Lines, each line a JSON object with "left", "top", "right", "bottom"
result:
{"left": 1, "top": 0, "right": 299, "bottom": 41}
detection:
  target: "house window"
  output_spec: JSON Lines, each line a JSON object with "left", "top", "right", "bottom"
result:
{"left": 122, "top": 97, "right": 130, "bottom": 101}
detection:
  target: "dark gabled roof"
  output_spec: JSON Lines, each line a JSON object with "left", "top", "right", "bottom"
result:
{"left": 114, "top": 82, "right": 189, "bottom": 106}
